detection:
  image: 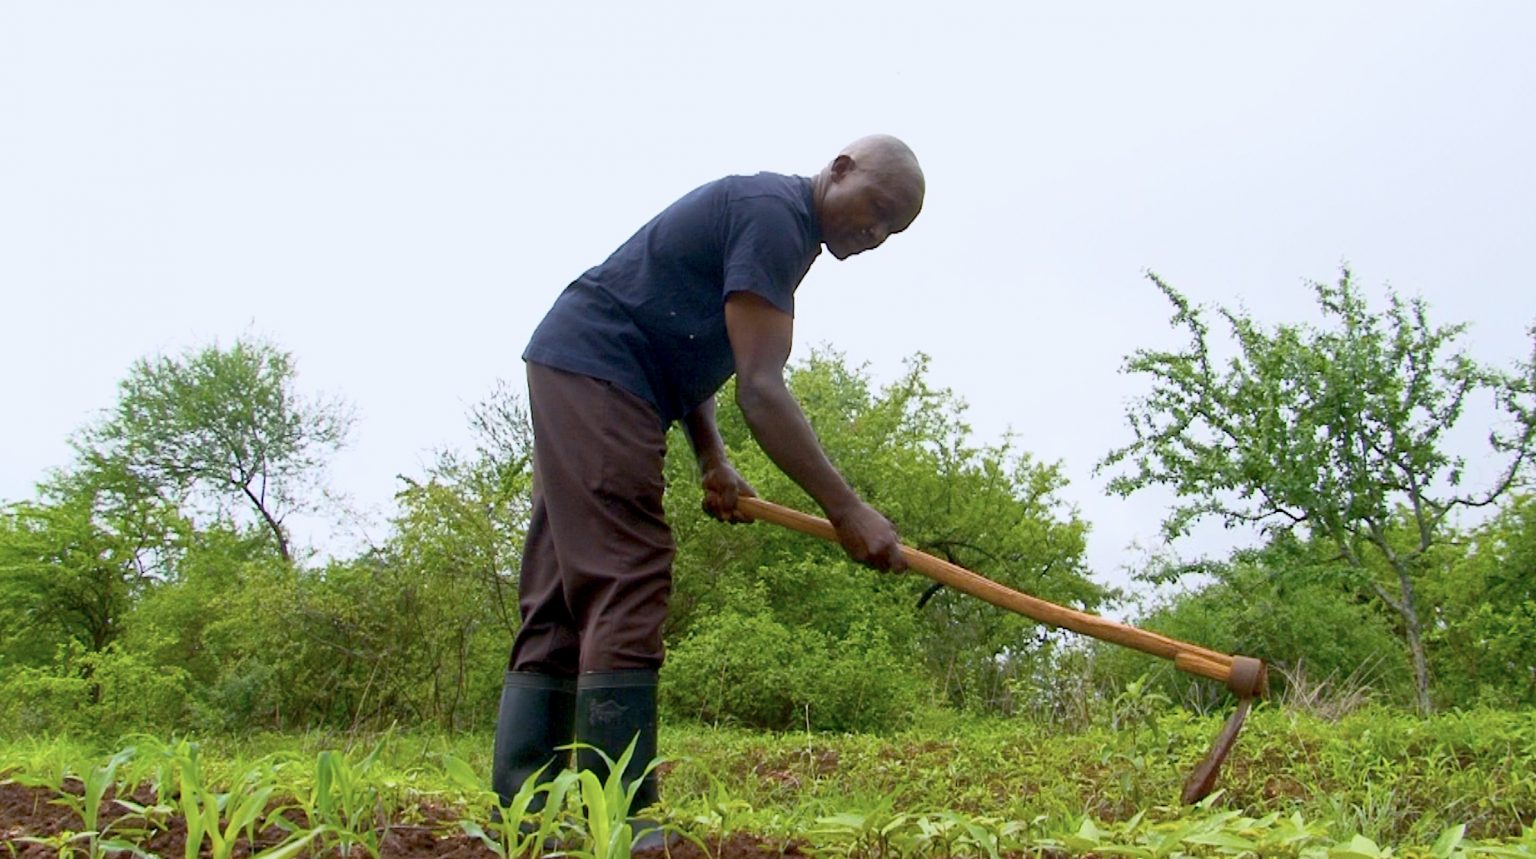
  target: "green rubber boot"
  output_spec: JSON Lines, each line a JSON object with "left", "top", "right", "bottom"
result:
{"left": 575, "top": 670, "right": 675, "bottom": 850}
{"left": 490, "top": 671, "right": 577, "bottom": 812}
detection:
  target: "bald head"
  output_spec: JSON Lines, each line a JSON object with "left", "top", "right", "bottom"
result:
{"left": 839, "top": 134, "right": 925, "bottom": 204}
{"left": 813, "top": 134, "right": 925, "bottom": 260}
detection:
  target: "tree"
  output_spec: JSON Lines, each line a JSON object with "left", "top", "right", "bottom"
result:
{"left": 76, "top": 338, "right": 352, "bottom": 563}
{"left": 1421, "top": 493, "right": 1536, "bottom": 706}
{"left": 381, "top": 382, "right": 536, "bottom": 727}
{"left": 390, "top": 381, "right": 534, "bottom": 636}
{"left": 1099, "top": 268, "right": 1536, "bottom": 712}
{"left": 0, "top": 496, "right": 132, "bottom": 657}
{"left": 668, "top": 350, "right": 1104, "bottom": 715}
{"left": 0, "top": 469, "right": 185, "bottom": 661}
{"left": 1100, "top": 535, "right": 1414, "bottom": 710}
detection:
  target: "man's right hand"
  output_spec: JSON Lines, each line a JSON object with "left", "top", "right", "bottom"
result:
{"left": 724, "top": 291, "right": 905, "bottom": 573}
{"left": 700, "top": 459, "right": 756, "bottom": 524}
{"left": 829, "top": 502, "right": 907, "bottom": 573}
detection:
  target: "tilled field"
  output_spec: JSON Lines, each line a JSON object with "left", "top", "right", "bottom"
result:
{"left": 0, "top": 779, "right": 806, "bottom": 859}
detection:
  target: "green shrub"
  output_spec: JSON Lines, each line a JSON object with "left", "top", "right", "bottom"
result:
{"left": 661, "top": 610, "right": 929, "bottom": 732}
{"left": 89, "top": 641, "right": 192, "bottom": 731}
{"left": 0, "top": 664, "right": 92, "bottom": 736}
{"left": 1095, "top": 563, "right": 1412, "bottom": 712}
{"left": 0, "top": 641, "right": 191, "bottom": 737}
{"left": 199, "top": 657, "right": 281, "bottom": 732}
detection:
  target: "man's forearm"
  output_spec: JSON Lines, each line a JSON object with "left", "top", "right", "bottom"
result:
{"left": 735, "top": 377, "right": 860, "bottom": 521}
{"left": 681, "top": 396, "right": 727, "bottom": 473}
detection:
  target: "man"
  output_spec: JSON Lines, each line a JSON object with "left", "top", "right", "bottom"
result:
{"left": 492, "top": 134, "right": 925, "bottom": 835}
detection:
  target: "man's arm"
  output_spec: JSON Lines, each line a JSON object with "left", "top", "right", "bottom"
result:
{"left": 681, "top": 395, "right": 755, "bottom": 524}
{"left": 723, "top": 291, "right": 906, "bottom": 571}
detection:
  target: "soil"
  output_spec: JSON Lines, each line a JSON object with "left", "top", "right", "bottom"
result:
{"left": 0, "top": 778, "right": 808, "bottom": 859}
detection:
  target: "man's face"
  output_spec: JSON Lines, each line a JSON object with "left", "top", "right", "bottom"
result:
{"left": 821, "top": 157, "right": 923, "bottom": 260}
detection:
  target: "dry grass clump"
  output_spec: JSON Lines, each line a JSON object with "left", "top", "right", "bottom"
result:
{"left": 1274, "top": 657, "right": 1381, "bottom": 720}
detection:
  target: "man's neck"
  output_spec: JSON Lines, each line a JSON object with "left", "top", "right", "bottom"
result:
{"left": 809, "top": 170, "right": 829, "bottom": 222}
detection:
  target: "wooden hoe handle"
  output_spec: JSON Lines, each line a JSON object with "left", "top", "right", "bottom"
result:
{"left": 736, "top": 496, "right": 1268, "bottom": 699}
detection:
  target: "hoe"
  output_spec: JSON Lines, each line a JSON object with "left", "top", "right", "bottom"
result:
{"left": 736, "top": 496, "right": 1268, "bottom": 804}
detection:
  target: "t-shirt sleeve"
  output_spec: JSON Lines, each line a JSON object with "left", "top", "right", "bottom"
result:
{"left": 721, "top": 195, "right": 807, "bottom": 316}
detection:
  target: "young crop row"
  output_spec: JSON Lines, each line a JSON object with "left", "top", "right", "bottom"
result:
{"left": 3, "top": 718, "right": 1535, "bottom": 859}
{"left": 1, "top": 735, "right": 673, "bottom": 859}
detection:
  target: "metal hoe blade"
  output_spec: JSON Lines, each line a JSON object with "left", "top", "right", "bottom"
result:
{"left": 1181, "top": 655, "right": 1268, "bottom": 803}
{"left": 1181, "top": 696, "right": 1253, "bottom": 803}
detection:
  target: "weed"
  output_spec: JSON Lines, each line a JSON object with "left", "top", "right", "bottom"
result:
{"left": 1276, "top": 657, "right": 1380, "bottom": 720}
{"left": 3, "top": 707, "right": 1536, "bottom": 856}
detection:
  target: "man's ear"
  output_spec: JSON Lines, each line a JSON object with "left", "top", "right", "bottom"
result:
{"left": 829, "top": 153, "right": 856, "bottom": 181}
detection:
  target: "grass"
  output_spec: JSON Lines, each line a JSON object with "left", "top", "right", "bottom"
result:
{"left": 654, "top": 705, "right": 1535, "bottom": 845}
{"left": 1, "top": 705, "right": 1533, "bottom": 857}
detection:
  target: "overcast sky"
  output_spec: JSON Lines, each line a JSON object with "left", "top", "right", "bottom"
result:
{"left": 3, "top": 3, "right": 1533, "bottom": 593}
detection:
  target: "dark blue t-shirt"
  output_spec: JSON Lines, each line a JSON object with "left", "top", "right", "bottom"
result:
{"left": 524, "top": 172, "right": 822, "bottom": 425}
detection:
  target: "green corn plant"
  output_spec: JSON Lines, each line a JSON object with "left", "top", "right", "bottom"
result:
{"left": 175, "top": 744, "right": 308, "bottom": 859}
{"left": 12, "top": 830, "right": 96, "bottom": 859}
{"left": 5, "top": 746, "right": 71, "bottom": 796}
{"left": 441, "top": 752, "right": 571, "bottom": 858}
{"left": 12, "top": 830, "right": 151, "bottom": 859}
{"left": 2, "top": 749, "right": 101, "bottom": 859}
{"left": 110, "top": 784, "right": 176, "bottom": 845}
{"left": 108, "top": 737, "right": 179, "bottom": 840}
{"left": 11, "top": 830, "right": 71, "bottom": 859}
{"left": 249, "top": 828, "right": 328, "bottom": 859}
{"left": 28, "top": 747, "right": 140, "bottom": 859}
{"left": 308, "top": 745, "right": 385, "bottom": 858}
{"left": 558, "top": 737, "right": 680, "bottom": 859}
{"left": 113, "top": 735, "right": 180, "bottom": 806}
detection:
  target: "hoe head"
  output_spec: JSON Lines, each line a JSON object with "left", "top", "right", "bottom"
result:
{"left": 1181, "top": 656, "right": 1268, "bottom": 804}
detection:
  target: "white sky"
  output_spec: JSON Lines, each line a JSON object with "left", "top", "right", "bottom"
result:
{"left": 3, "top": 3, "right": 1533, "bottom": 592}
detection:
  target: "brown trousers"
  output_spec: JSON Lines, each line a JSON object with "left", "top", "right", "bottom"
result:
{"left": 509, "top": 362, "right": 676, "bottom": 675}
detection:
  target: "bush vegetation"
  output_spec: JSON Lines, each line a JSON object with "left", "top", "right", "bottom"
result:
{"left": 7, "top": 330, "right": 1531, "bottom": 736}
{"left": 1, "top": 276, "right": 1534, "bottom": 853}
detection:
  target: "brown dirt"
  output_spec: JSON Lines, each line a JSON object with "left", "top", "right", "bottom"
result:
{"left": 1, "top": 779, "right": 808, "bottom": 858}
{"left": 634, "top": 832, "right": 810, "bottom": 859}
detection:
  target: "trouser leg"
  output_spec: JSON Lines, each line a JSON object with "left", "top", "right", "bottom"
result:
{"left": 509, "top": 362, "right": 674, "bottom": 675}
{"left": 502, "top": 363, "right": 674, "bottom": 833}
{"left": 509, "top": 479, "right": 581, "bottom": 675}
